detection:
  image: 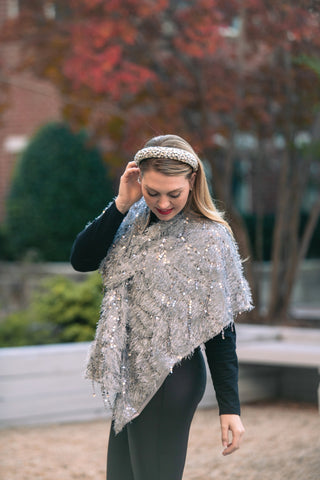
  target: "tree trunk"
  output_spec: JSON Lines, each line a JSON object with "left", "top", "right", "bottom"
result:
{"left": 267, "top": 147, "right": 291, "bottom": 321}
{"left": 298, "top": 193, "right": 320, "bottom": 263}
{"left": 267, "top": 48, "right": 297, "bottom": 322}
{"left": 206, "top": 147, "right": 258, "bottom": 322}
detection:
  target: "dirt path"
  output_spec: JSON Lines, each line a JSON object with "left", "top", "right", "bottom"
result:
{"left": 1, "top": 401, "right": 319, "bottom": 480}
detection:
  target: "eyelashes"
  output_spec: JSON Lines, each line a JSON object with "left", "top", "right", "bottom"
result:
{"left": 147, "top": 192, "right": 181, "bottom": 199}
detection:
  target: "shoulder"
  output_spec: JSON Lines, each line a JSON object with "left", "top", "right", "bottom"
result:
{"left": 185, "top": 216, "right": 238, "bottom": 255}
{"left": 121, "top": 198, "right": 149, "bottom": 228}
{"left": 127, "top": 197, "right": 148, "bottom": 217}
{"left": 188, "top": 215, "right": 232, "bottom": 240}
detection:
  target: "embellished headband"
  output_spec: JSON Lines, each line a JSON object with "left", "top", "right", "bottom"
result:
{"left": 134, "top": 146, "right": 199, "bottom": 171}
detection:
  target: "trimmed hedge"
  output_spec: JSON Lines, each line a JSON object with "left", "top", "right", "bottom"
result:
{"left": 4, "top": 122, "right": 114, "bottom": 261}
{"left": 0, "top": 273, "right": 102, "bottom": 347}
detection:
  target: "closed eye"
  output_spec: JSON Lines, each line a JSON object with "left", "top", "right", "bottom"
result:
{"left": 147, "top": 192, "right": 181, "bottom": 199}
{"left": 146, "top": 189, "right": 182, "bottom": 198}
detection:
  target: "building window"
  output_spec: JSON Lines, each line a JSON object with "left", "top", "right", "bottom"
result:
{"left": 7, "top": 0, "right": 19, "bottom": 19}
{"left": 6, "top": 1, "right": 56, "bottom": 20}
{"left": 3, "top": 135, "right": 28, "bottom": 154}
{"left": 44, "top": 2, "right": 56, "bottom": 19}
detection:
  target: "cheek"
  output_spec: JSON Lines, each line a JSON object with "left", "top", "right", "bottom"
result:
{"left": 180, "top": 189, "right": 191, "bottom": 203}
{"left": 173, "top": 193, "right": 189, "bottom": 211}
{"left": 141, "top": 191, "right": 155, "bottom": 207}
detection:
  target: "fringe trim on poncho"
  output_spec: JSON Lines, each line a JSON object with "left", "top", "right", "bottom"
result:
{"left": 85, "top": 199, "right": 253, "bottom": 433}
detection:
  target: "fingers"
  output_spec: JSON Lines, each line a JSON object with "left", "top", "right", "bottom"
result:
{"left": 116, "top": 162, "right": 142, "bottom": 213}
{"left": 222, "top": 431, "right": 242, "bottom": 456}
{"left": 221, "top": 422, "right": 229, "bottom": 450}
{"left": 121, "top": 161, "right": 140, "bottom": 181}
{"left": 220, "top": 414, "right": 245, "bottom": 456}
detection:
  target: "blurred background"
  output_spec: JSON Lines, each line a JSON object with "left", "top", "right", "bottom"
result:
{"left": 0, "top": 0, "right": 319, "bottom": 438}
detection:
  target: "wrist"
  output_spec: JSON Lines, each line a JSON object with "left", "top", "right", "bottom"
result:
{"left": 115, "top": 197, "right": 131, "bottom": 214}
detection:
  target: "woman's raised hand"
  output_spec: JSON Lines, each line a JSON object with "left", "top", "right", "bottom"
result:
{"left": 115, "top": 161, "right": 142, "bottom": 214}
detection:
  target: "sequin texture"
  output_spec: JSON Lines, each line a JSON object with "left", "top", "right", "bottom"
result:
{"left": 85, "top": 198, "right": 253, "bottom": 434}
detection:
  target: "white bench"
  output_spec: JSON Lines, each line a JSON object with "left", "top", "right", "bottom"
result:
{"left": 236, "top": 324, "right": 320, "bottom": 367}
{"left": 0, "top": 342, "right": 107, "bottom": 427}
{"left": 236, "top": 324, "right": 320, "bottom": 410}
{"left": 0, "top": 325, "right": 319, "bottom": 428}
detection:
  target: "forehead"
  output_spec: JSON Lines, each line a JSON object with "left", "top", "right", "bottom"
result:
{"left": 141, "top": 170, "right": 189, "bottom": 191}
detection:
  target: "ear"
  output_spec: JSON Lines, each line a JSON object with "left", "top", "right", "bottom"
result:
{"left": 189, "top": 172, "right": 196, "bottom": 190}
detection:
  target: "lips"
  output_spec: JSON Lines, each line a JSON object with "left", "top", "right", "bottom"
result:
{"left": 156, "top": 208, "right": 173, "bottom": 215}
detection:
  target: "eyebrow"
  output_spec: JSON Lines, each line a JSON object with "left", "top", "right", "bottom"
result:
{"left": 145, "top": 186, "right": 184, "bottom": 194}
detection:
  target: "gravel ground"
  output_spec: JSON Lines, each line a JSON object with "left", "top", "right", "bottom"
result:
{"left": 0, "top": 401, "right": 319, "bottom": 480}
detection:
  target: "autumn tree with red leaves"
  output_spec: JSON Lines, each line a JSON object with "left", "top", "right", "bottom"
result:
{"left": 2, "top": 0, "right": 320, "bottom": 322}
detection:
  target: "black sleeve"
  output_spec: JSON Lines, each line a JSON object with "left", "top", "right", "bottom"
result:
{"left": 204, "top": 324, "right": 241, "bottom": 416}
{"left": 70, "top": 201, "right": 126, "bottom": 272}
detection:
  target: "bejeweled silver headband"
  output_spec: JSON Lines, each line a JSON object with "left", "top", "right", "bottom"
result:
{"left": 134, "top": 146, "right": 199, "bottom": 171}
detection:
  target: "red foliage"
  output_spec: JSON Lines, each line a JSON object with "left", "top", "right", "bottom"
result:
{"left": 2, "top": 0, "right": 320, "bottom": 153}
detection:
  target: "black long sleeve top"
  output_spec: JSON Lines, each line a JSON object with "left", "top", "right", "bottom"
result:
{"left": 70, "top": 202, "right": 241, "bottom": 415}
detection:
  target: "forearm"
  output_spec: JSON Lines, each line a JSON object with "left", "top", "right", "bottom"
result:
{"left": 204, "top": 325, "right": 240, "bottom": 415}
{"left": 70, "top": 201, "right": 126, "bottom": 272}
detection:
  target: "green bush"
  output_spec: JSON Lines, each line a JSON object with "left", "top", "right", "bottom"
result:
{"left": 0, "top": 273, "right": 103, "bottom": 347}
{"left": 4, "top": 122, "right": 114, "bottom": 261}
{"left": 0, "top": 224, "right": 14, "bottom": 261}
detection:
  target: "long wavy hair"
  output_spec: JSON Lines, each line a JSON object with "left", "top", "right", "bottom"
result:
{"left": 138, "top": 134, "right": 232, "bottom": 233}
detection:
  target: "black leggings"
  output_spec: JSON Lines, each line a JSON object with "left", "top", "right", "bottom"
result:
{"left": 106, "top": 348, "right": 207, "bottom": 480}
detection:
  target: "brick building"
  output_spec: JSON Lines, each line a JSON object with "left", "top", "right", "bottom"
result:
{"left": 0, "top": 0, "right": 62, "bottom": 221}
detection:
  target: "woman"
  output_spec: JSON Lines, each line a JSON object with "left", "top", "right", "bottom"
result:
{"left": 70, "top": 134, "right": 253, "bottom": 480}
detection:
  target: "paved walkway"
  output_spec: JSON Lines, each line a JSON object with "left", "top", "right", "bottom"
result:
{"left": 1, "top": 402, "right": 319, "bottom": 480}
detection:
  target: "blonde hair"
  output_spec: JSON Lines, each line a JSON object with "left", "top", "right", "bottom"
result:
{"left": 139, "top": 134, "right": 232, "bottom": 233}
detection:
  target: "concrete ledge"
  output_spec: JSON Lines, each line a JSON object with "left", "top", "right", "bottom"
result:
{"left": 236, "top": 324, "right": 320, "bottom": 409}
{"left": 0, "top": 324, "right": 319, "bottom": 428}
{"left": 237, "top": 324, "right": 320, "bottom": 368}
{"left": 0, "top": 342, "right": 106, "bottom": 427}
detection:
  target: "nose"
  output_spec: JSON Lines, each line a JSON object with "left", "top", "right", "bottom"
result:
{"left": 157, "top": 196, "right": 171, "bottom": 209}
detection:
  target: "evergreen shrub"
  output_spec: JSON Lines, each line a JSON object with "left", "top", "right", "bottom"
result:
{"left": 5, "top": 122, "right": 113, "bottom": 261}
{"left": 0, "top": 273, "right": 102, "bottom": 347}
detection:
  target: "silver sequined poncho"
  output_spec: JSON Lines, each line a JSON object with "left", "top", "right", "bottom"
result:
{"left": 85, "top": 198, "right": 253, "bottom": 434}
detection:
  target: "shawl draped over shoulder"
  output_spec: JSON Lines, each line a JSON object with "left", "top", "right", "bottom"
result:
{"left": 85, "top": 198, "right": 253, "bottom": 433}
